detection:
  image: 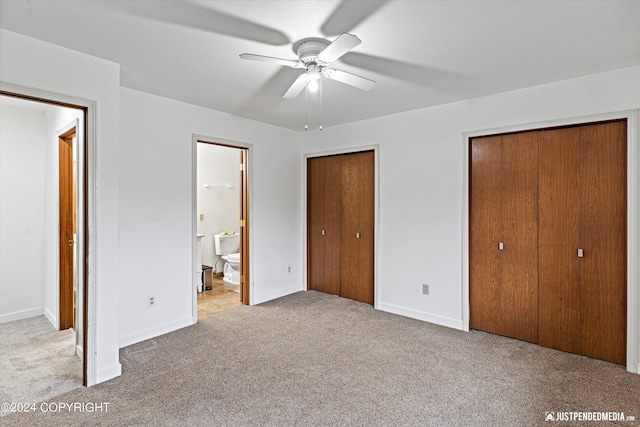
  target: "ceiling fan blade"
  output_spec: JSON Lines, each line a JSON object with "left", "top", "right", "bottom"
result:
{"left": 321, "top": 0, "right": 388, "bottom": 36}
{"left": 98, "top": 1, "right": 289, "bottom": 46}
{"left": 323, "top": 69, "right": 376, "bottom": 91}
{"left": 239, "top": 54, "right": 302, "bottom": 68}
{"left": 317, "top": 33, "right": 361, "bottom": 64}
{"left": 283, "top": 74, "right": 309, "bottom": 99}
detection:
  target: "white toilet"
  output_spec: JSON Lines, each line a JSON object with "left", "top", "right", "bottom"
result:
{"left": 214, "top": 233, "right": 240, "bottom": 285}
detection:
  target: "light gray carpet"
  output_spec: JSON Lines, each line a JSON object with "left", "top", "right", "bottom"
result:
{"left": 0, "top": 316, "right": 82, "bottom": 416}
{"left": 3, "top": 291, "right": 639, "bottom": 426}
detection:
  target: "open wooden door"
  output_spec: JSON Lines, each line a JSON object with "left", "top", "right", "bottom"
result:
{"left": 59, "top": 128, "right": 76, "bottom": 330}
{"left": 240, "top": 149, "right": 250, "bottom": 305}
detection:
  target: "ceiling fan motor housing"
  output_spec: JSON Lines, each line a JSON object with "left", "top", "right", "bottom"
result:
{"left": 293, "top": 38, "right": 329, "bottom": 66}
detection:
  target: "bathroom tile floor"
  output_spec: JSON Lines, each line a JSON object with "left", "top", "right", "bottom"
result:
{"left": 197, "top": 277, "right": 242, "bottom": 318}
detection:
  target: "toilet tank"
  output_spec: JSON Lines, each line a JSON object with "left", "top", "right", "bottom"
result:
{"left": 214, "top": 233, "right": 240, "bottom": 255}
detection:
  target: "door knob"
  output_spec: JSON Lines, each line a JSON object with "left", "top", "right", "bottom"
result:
{"left": 577, "top": 248, "right": 584, "bottom": 258}
{"left": 321, "top": 229, "right": 326, "bottom": 236}
{"left": 498, "top": 242, "right": 504, "bottom": 251}
{"left": 68, "top": 240, "right": 74, "bottom": 247}
{"left": 356, "top": 232, "right": 361, "bottom": 239}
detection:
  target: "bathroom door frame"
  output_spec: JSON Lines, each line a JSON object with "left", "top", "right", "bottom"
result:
{"left": 192, "top": 135, "right": 253, "bottom": 321}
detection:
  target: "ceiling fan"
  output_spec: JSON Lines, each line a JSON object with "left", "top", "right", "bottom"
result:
{"left": 240, "top": 33, "right": 376, "bottom": 99}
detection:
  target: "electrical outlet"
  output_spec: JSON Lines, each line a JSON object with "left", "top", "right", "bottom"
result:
{"left": 199, "top": 214, "right": 204, "bottom": 221}
{"left": 422, "top": 284, "right": 430, "bottom": 295}
{"left": 147, "top": 295, "right": 157, "bottom": 308}
{"left": 288, "top": 266, "right": 291, "bottom": 273}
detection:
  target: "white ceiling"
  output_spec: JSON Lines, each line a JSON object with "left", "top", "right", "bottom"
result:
{"left": 1, "top": 0, "right": 639, "bottom": 131}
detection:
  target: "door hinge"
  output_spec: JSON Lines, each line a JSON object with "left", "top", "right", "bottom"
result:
{"left": 240, "top": 219, "right": 245, "bottom": 227}
{"left": 240, "top": 163, "right": 245, "bottom": 171}
{"left": 240, "top": 275, "right": 245, "bottom": 284}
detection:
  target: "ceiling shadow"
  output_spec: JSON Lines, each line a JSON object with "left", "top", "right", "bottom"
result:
{"left": 321, "top": 0, "right": 388, "bottom": 36}
{"left": 238, "top": 67, "right": 304, "bottom": 114}
{"left": 107, "top": 1, "right": 289, "bottom": 46}
{"left": 341, "top": 52, "right": 471, "bottom": 93}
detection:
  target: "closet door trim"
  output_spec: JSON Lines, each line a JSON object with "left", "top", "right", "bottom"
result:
{"left": 304, "top": 145, "right": 379, "bottom": 307}
{"left": 462, "top": 110, "right": 640, "bottom": 374}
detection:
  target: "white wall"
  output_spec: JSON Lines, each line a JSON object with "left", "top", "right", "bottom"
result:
{"left": 0, "top": 105, "right": 46, "bottom": 323}
{"left": 302, "top": 65, "right": 640, "bottom": 371}
{"left": 197, "top": 143, "right": 241, "bottom": 271}
{"left": 118, "top": 87, "right": 303, "bottom": 347}
{"left": 0, "top": 29, "right": 121, "bottom": 385}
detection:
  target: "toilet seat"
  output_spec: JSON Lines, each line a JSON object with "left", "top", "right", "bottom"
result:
{"left": 225, "top": 253, "right": 240, "bottom": 263}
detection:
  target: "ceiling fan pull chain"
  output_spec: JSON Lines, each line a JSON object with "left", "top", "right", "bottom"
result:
{"left": 319, "top": 77, "right": 323, "bottom": 131}
{"left": 304, "top": 81, "right": 309, "bottom": 131}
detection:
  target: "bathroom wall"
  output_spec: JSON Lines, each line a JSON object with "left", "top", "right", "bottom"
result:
{"left": 0, "top": 103, "right": 46, "bottom": 323}
{"left": 196, "top": 143, "right": 241, "bottom": 272}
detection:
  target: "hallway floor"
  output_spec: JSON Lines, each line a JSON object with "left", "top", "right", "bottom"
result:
{"left": 0, "top": 316, "right": 82, "bottom": 416}
{"left": 197, "top": 276, "right": 242, "bottom": 318}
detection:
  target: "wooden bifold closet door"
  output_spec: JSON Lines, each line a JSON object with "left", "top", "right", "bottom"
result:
{"left": 469, "top": 133, "right": 540, "bottom": 343}
{"left": 307, "top": 151, "right": 374, "bottom": 305}
{"left": 470, "top": 120, "right": 627, "bottom": 365}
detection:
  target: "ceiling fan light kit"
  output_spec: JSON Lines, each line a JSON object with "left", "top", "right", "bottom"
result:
{"left": 240, "top": 32, "right": 376, "bottom": 130}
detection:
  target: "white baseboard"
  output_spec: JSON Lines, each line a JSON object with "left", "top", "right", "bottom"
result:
{"left": 376, "top": 302, "right": 463, "bottom": 330}
{"left": 118, "top": 316, "right": 193, "bottom": 348}
{"left": 0, "top": 307, "right": 43, "bottom": 324}
{"left": 252, "top": 284, "right": 303, "bottom": 305}
{"left": 43, "top": 307, "right": 57, "bottom": 329}
{"left": 95, "top": 362, "right": 121, "bottom": 385}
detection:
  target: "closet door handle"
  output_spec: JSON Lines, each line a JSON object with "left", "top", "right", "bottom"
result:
{"left": 321, "top": 229, "right": 326, "bottom": 236}
{"left": 498, "top": 242, "right": 504, "bottom": 251}
{"left": 577, "top": 248, "right": 584, "bottom": 258}
{"left": 356, "top": 232, "right": 361, "bottom": 239}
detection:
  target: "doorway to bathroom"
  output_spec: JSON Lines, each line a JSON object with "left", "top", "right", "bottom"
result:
{"left": 194, "top": 138, "right": 250, "bottom": 319}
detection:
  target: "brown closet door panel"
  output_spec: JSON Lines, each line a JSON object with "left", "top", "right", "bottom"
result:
{"left": 539, "top": 122, "right": 627, "bottom": 365}
{"left": 499, "top": 132, "right": 539, "bottom": 342}
{"left": 578, "top": 121, "right": 627, "bottom": 364}
{"left": 340, "top": 151, "right": 375, "bottom": 305}
{"left": 307, "top": 156, "right": 342, "bottom": 295}
{"left": 470, "top": 136, "right": 503, "bottom": 333}
{"left": 470, "top": 134, "right": 539, "bottom": 342}
{"left": 539, "top": 127, "right": 583, "bottom": 353}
